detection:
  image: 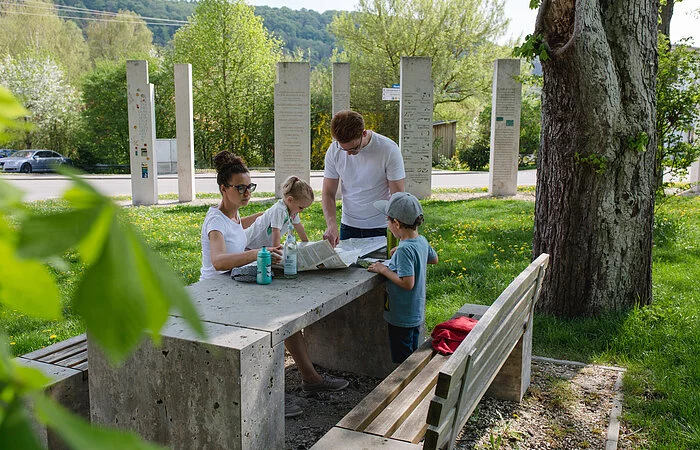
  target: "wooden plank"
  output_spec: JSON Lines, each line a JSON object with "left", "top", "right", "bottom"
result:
{"left": 427, "top": 351, "right": 471, "bottom": 427}
{"left": 40, "top": 342, "right": 87, "bottom": 365}
{"left": 21, "top": 334, "right": 87, "bottom": 361}
{"left": 364, "top": 354, "right": 449, "bottom": 436}
{"left": 391, "top": 385, "right": 435, "bottom": 443}
{"left": 338, "top": 341, "right": 435, "bottom": 430}
{"left": 58, "top": 350, "right": 89, "bottom": 370}
{"left": 310, "top": 427, "right": 422, "bottom": 449}
{"left": 423, "top": 407, "right": 455, "bottom": 450}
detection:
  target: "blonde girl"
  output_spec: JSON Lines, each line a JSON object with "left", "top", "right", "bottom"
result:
{"left": 245, "top": 176, "right": 314, "bottom": 248}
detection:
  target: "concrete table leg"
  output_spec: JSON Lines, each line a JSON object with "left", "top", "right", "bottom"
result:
{"left": 303, "top": 284, "right": 396, "bottom": 378}
{"left": 88, "top": 317, "right": 285, "bottom": 449}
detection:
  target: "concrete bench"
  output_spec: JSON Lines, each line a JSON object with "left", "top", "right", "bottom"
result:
{"left": 312, "top": 254, "right": 550, "bottom": 449}
{"left": 17, "top": 333, "right": 89, "bottom": 449}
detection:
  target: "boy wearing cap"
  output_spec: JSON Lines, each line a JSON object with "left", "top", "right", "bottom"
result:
{"left": 368, "top": 192, "right": 438, "bottom": 363}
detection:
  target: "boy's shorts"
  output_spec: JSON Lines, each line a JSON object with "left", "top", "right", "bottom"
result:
{"left": 387, "top": 323, "right": 421, "bottom": 364}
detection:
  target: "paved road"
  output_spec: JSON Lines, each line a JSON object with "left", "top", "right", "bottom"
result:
{"left": 1, "top": 170, "right": 537, "bottom": 202}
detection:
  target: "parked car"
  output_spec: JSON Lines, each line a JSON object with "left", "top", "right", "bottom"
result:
{"left": 0, "top": 150, "right": 73, "bottom": 173}
{"left": 0, "top": 149, "right": 14, "bottom": 158}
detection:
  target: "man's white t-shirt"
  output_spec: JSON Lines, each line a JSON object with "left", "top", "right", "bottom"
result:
{"left": 245, "top": 199, "right": 301, "bottom": 249}
{"left": 324, "top": 132, "right": 405, "bottom": 229}
{"left": 200, "top": 207, "right": 247, "bottom": 280}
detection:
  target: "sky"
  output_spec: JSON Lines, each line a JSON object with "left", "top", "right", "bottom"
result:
{"left": 247, "top": 0, "right": 700, "bottom": 46}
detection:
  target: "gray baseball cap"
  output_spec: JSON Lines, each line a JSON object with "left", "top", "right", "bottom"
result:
{"left": 373, "top": 192, "right": 423, "bottom": 225}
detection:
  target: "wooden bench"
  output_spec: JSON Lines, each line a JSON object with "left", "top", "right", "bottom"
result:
{"left": 312, "top": 254, "right": 549, "bottom": 449}
{"left": 17, "top": 333, "right": 89, "bottom": 449}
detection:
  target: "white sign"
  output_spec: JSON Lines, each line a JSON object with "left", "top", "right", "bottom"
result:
{"left": 382, "top": 87, "right": 401, "bottom": 101}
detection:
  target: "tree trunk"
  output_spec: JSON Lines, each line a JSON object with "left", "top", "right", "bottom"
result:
{"left": 658, "top": 0, "right": 674, "bottom": 39}
{"left": 532, "top": 0, "right": 658, "bottom": 317}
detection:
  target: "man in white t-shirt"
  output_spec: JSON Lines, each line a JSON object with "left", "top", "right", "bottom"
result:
{"left": 322, "top": 110, "right": 405, "bottom": 246}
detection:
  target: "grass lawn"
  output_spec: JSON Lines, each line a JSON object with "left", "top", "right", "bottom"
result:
{"left": 2, "top": 192, "right": 698, "bottom": 448}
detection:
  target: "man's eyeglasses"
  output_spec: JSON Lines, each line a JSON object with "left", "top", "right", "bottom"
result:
{"left": 225, "top": 183, "right": 257, "bottom": 194}
{"left": 337, "top": 132, "right": 364, "bottom": 153}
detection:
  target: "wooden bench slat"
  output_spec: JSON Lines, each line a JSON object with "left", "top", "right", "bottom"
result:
{"left": 39, "top": 342, "right": 88, "bottom": 365}
{"left": 391, "top": 383, "right": 435, "bottom": 443}
{"left": 436, "top": 273, "right": 539, "bottom": 394}
{"left": 364, "top": 353, "right": 449, "bottom": 436}
{"left": 430, "top": 287, "right": 533, "bottom": 424}
{"left": 424, "top": 405, "right": 456, "bottom": 450}
{"left": 57, "top": 350, "right": 89, "bottom": 370}
{"left": 338, "top": 341, "right": 435, "bottom": 430}
{"left": 21, "top": 333, "right": 87, "bottom": 361}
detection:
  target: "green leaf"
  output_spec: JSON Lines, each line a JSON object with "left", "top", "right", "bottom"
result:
{"left": 32, "top": 394, "right": 165, "bottom": 450}
{"left": 0, "top": 85, "right": 29, "bottom": 120}
{"left": 0, "top": 241, "right": 62, "bottom": 320}
{"left": 74, "top": 218, "right": 154, "bottom": 364}
{"left": 0, "top": 399, "right": 44, "bottom": 450}
{"left": 17, "top": 206, "right": 106, "bottom": 260}
{"left": 139, "top": 229, "right": 205, "bottom": 339}
{"left": 0, "top": 179, "right": 25, "bottom": 209}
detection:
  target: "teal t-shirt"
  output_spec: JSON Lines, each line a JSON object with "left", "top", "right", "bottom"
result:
{"left": 383, "top": 236, "right": 437, "bottom": 328}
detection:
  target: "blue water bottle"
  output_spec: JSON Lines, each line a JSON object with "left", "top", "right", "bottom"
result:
{"left": 256, "top": 246, "right": 272, "bottom": 285}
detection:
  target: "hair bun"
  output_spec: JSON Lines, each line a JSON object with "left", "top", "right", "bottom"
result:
{"left": 214, "top": 151, "right": 245, "bottom": 172}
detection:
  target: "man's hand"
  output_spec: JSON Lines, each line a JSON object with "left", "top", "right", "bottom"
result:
{"left": 323, "top": 227, "right": 340, "bottom": 248}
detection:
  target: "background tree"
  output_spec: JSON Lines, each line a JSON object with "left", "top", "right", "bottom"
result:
{"left": 0, "top": 55, "right": 81, "bottom": 156}
{"left": 655, "top": 34, "right": 700, "bottom": 194}
{"left": 331, "top": 0, "right": 510, "bottom": 140}
{"left": 0, "top": 0, "right": 90, "bottom": 84}
{"left": 172, "top": 0, "right": 282, "bottom": 167}
{"left": 527, "top": 0, "right": 657, "bottom": 317}
{"left": 85, "top": 10, "right": 154, "bottom": 63}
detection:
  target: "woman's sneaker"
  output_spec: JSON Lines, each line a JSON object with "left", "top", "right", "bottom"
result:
{"left": 301, "top": 374, "right": 349, "bottom": 393}
{"left": 285, "top": 394, "right": 303, "bottom": 418}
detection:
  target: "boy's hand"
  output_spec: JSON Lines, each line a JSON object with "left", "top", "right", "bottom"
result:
{"left": 389, "top": 246, "right": 397, "bottom": 257}
{"left": 367, "top": 262, "right": 389, "bottom": 275}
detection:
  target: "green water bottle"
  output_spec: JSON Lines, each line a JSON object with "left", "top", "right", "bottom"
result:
{"left": 256, "top": 246, "right": 272, "bottom": 285}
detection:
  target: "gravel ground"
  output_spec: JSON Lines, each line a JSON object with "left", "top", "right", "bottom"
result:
{"left": 284, "top": 356, "right": 636, "bottom": 450}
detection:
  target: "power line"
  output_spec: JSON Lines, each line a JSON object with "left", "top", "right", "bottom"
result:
{"left": 0, "top": 0, "right": 189, "bottom": 26}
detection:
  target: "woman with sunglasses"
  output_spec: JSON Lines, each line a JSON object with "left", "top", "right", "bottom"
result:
{"left": 200, "top": 151, "right": 348, "bottom": 418}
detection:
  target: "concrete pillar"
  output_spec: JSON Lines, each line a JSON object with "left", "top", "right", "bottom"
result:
{"left": 488, "top": 59, "right": 522, "bottom": 197}
{"left": 690, "top": 158, "right": 699, "bottom": 193}
{"left": 127, "top": 60, "right": 158, "bottom": 206}
{"left": 399, "top": 57, "right": 433, "bottom": 199}
{"left": 274, "top": 62, "right": 311, "bottom": 198}
{"left": 175, "top": 64, "right": 195, "bottom": 203}
{"left": 332, "top": 62, "right": 350, "bottom": 116}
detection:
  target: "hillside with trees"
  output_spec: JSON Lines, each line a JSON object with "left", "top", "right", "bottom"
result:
{"left": 53, "top": 0, "right": 339, "bottom": 61}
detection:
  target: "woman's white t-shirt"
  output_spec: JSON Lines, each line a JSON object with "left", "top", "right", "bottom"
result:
{"left": 245, "top": 199, "right": 301, "bottom": 249}
{"left": 324, "top": 132, "right": 405, "bottom": 229}
{"left": 200, "top": 207, "right": 247, "bottom": 280}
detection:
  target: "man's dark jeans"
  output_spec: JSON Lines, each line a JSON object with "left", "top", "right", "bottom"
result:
{"left": 340, "top": 223, "right": 387, "bottom": 240}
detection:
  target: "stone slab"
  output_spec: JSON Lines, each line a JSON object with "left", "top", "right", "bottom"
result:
{"left": 274, "top": 62, "right": 310, "bottom": 198}
{"left": 17, "top": 358, "right": 89, "bottom": 450}
{"left": 88, "top": 317, "right": 283, "bottom": 450}
{"left": 127, "top": 60, "right": 158, "bottom": 206}
{"left": 174, "top": 63, "right": 195, "bottom": 202}
{"left": 488, "top": 58, "right": 521, "bottom": 197}
{"left": 400, "top": 56, "right": 433, "bottom": 199}
{"left": 182, "top": 269, "right": 383, "bottom": 347}
{"left": 304, "top": 283, "right": 397, "bottom": 378}
{"left": 332, "top": 62, "right": 350, "bottom": 116}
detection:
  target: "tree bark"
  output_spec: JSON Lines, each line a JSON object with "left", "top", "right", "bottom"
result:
{"left": 532, "top": 0, "right": 658, "bottom": 317}
{"left": 658, "top": 0, "right": 674, "bottom": 39}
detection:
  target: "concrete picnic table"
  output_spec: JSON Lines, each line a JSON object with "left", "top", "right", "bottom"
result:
{"left": 88, "top": 267, "right": 396, "bottom": 449}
